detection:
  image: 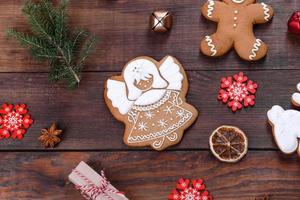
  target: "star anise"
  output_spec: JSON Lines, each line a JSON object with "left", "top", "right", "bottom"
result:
{"left": 38, "top": 123, "right": 62, "bottom": 148}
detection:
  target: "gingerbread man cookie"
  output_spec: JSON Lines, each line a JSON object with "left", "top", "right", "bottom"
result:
{"left": 200, "top": 0, "right": 274, "bottom": 61}
{"left": 104, "top": 56, "right": 198, "bottom": 151}
{"left": 267, "top": 105, "right": 300, "bottom": 156}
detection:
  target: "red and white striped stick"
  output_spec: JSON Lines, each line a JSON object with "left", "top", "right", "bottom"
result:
{"left": 69, "top": 161, "right": 128, "bottom": 200}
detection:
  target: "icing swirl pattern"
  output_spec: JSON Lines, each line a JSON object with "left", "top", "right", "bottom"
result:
{"left": 249, "top": 39, "right": 262, "bottom": 60}
{"left": 207, "top": 0, "right": 215, "bottom": 18}
{"left": 205, "top": 36, "right": 217, "bottom": 56}
{"left": 261, "top": 3, "right": 270, "bottom": 21}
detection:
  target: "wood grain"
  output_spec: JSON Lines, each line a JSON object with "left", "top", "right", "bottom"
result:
{"left": 1, "top": 151, "right": 300, "bottom": 200}
{"left": 0, "top": 70, "right": 299, "bottom": 150}
{"left": 1, "top": 0, "right": 300, "bottom": 199}
{"left": 0, "top": 0, "right": 300, "bottom": 72}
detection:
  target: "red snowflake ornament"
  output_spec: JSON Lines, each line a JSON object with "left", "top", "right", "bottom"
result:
{"left": 218, "top": 72, "right": 258, "bottom": 112}
{"left": 168, "top": 178, "right": 213, "bottom": 200}
{"left": 0, "top": 103, "right": 33, "bottom": 140}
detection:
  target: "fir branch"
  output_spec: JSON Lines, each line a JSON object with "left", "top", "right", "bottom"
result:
{"left": 71, "top": 30, "right": 88, "bottom": 53}
{"left": 7, "top": 29, "right": 49, "bottom": 50}
{"left": 76, "top": 36, "right": 97, "bottom": 71}
{"left": 7, "top": 0, "right": 96, "bottom": 89}
{"left": 40, "top": 0, "right": 56, "bottom": 29}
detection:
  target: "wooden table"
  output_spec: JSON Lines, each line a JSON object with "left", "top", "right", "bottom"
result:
{"left": 1, "top": 0, "right": 300, "bottom": 199}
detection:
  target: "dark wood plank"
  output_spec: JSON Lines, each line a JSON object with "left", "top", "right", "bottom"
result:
{"left": 1, "top": 2, "right": 299, "bottom": 200}
{"left": 1, "top": 151, "right": 300, "bottom": 200}
{"left": 0, "top": 70, "right": 299, "bottom": 150}
{"left": 1, "top": 0, "right": 300, "bottom": 72}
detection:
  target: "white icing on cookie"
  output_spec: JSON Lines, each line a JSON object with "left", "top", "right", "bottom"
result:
{"left": 105, "top": 56, "right": 198, "bottom": 151}
{"left": 124, "top": 59, "right": 168, "bottom": 101}
{"left": 232, "top": 0, "right": 245, "bottom": 3}
{"left": 107, "top": 56, "right": 185, "bottom": 115}
{"left": 233, "top": 10, "right": 239, "bottom": 28}
{"left": 134, "top": 89, "right": 166, "bottom": 106}
{"left": 207, "top": 0, "right": 215, "bottom": 18}
{"left": 261, "top": 3, "right": 270, "bottom": 21}
{"left": 159, "top": 56, "right": 183, "bottom": 91}
{"left": 107, "top": 79, "right": 134, "bottom": 115}
{"left": 292, "top": 93, "right": 300, "bottom": 105}
{"left": 249, "top": 39, "right": 262, "bottom": 60}
{"left": 267, "top": 105, "right": 300, "bottom": 154}
{"left": 292, "top": 83, "right": 300, "bottom": 106}
{"left": 205, "top": 36, "right": 217, "bottom": 56}
{"left": 166, "top": 132, "right": 178, "bottom": 141}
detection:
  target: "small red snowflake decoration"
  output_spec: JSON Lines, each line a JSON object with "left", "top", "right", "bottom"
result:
{"left": 168, "top": 178, "right": 213, "bottom": 200}
{"left": 0, "top": 103, "right": 33, "bottom": 140}
{"left": 218, "top": 72, "right": 258, "bottom": 112}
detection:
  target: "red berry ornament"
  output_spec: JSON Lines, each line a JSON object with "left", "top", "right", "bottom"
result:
{"left": 218, "top": 72, "right": 258, "bottom": 112}
{"left": 0, "top": 103, "right": 33, "bottom": 140}
{"left": 288, "top": 11, "right": 300, "bottom": 34}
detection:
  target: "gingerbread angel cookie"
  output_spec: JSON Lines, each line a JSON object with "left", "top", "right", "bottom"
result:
{"left": 104, "top": 56, "right": 198, "bottom": 151}
{"left": 267, "top": 105, "right": 300, "bottom": 156}
{"left": 200, "top": 0, "right": 274, "bottom": 61}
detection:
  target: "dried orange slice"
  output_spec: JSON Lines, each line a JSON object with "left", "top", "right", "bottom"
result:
{"left": 209, "top": 125, "right": 248, "bottom": 163}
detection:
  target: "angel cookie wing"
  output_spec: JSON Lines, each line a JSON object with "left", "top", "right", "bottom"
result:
{"left": 106, "top": 79, "right": 134, "bottom": 115}
{"left": 159, "top": 56, "right": 184, "bottom": 90}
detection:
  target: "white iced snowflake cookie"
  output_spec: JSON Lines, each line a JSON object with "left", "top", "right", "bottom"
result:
{"left": 104, "top": 55, "right": 198, "bottom": 151}
{"left": 292, "top": 83, "right": 300, "bottom": 107}
{"left": 267, "top": 105, "right": 300, "bottom": 156}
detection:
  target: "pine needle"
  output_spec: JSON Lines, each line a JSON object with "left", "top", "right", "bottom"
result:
{"left": 7, "top": 0, "right": 96, "bottom": 89}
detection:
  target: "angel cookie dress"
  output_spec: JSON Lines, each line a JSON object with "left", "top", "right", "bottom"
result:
{"left": 105, "top": 56, "right": 198, "bottom": 150}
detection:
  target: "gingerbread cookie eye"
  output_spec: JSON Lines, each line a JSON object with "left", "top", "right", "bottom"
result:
{"left": 232, "top": 0, "right": 245, "bottom": 3}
